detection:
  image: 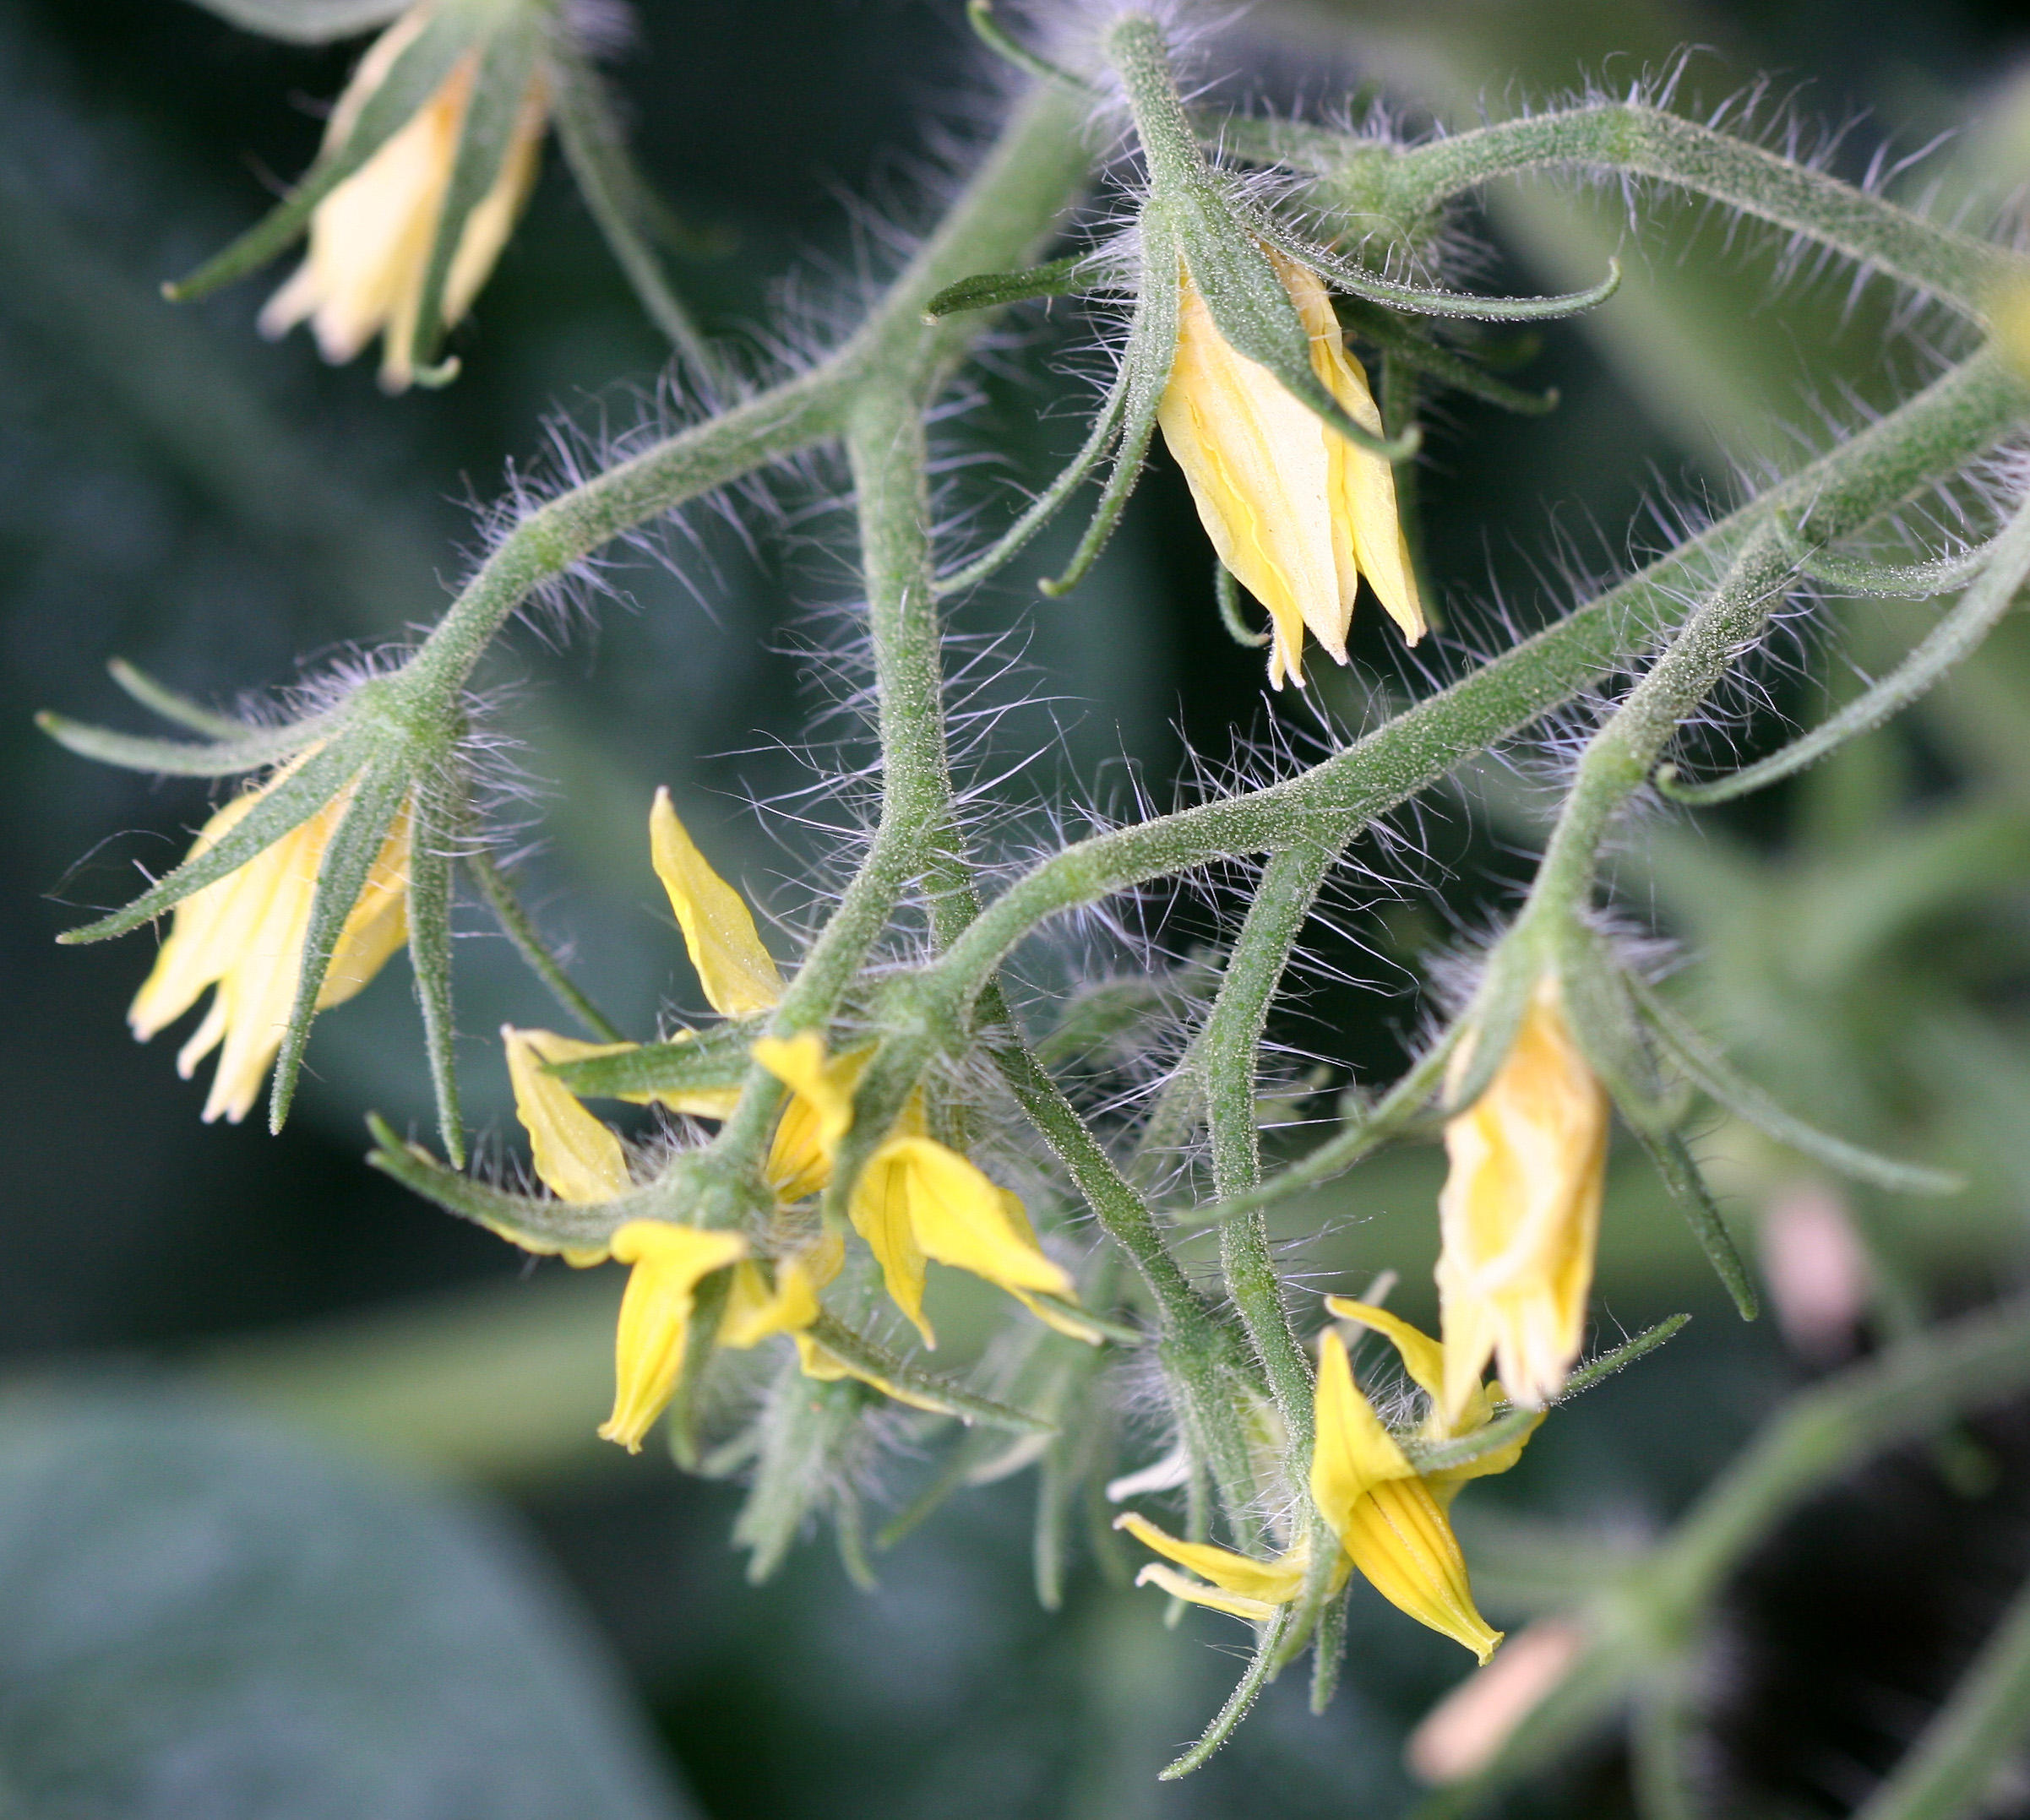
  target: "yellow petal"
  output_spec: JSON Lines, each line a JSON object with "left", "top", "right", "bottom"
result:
{"left": 754, "top": 1033, "right": 868, "bottom": 1198}
{"left": 1325, "top": 1296, "right": 1447, "bottom": 1404}
{"left": 995, "top": 1193, "right": 1102, "bottom": 1343}
{"left": 317, "top": 798, "right": 412, "bottom": 1010}
{"left": 649, "top": 787, "right": 783, "bottom": 1018}
{"left": 717, "top": 1231, "right": 842, "bottom": 1350}
{"left": 857, "top": 1138, "right": 1075, "bottom": 1345}
{"left": 846, "top": 1139, "right": 933, "bottom": 1345}
{"left": 127, "top": 758, "right": 409, "bottom": 1125}
{"left": 1338, "top": 1476, "right": 1504, "bottom": 1665}
{"left": 1438, "top": 976, "right": 1608, "bottom": 1421}
{"left": 597, "top": 1220, "right": 747, "bottom": 1453}
{"left": 503, "top": 1025, "right": 630, "bottom": 1208}
{"left": 1157, "top": 249, "right": 1423, "bottom": 693}
{"left": 1132, "top": 1562, "right": 1283, "bottom": 1623}
{"left": 1278, "top": 250, "right": 1424, "bottom": 645}
{"left": 1309, "top": 1327, "right": 1415, "bottom": 1535}
{"left": 1113, "top": 1511, "right": 1308, "bottom": 1605}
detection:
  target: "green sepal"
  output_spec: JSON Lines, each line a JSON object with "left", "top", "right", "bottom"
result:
{"left": 269, "top": 758, "right": 411, "bottom": 1132}
{"left": 547, "top": 41, "right": 721, "bottom": 367}
{"left": 106, "top": 658, "right": 253, "bottom": 739}
{"left": 406, "top": 769, "right": 466, "bottom": 1169}
{"left": 1401, "top": 1316, "right": 1690, "bottom": 1476}
{"left": 405, "top": 12, "right": 540, "bottom": 381}
{"left": 363, "top": 1111, "right": 634, "bottom": 1257}
{"left": 661, "top": 1265, "right": 732, "bottom": 1470}
{"left": 1788, "top": 538, "right": 2000, "bottom": 599}
{"left": 1657, "top": 492, "right": 2030, "bottom": 808}
{"left": 182, "top": 0, "right": 408, "bottom": 46}
{"left": 933, "top": 361, "right": 1129, "bottom": 596}
{"left": 1443, "top": 937, "right": 1540, "bottom": 1114}
{"left": 922, "top": 254, "right": 1119, "bottom": 320}
{"left": 1338, "top": 298, "right": 1561, "bottom": 415}
{"left": 1258, "top": 209, "right": 1625, "bottom": 324}
{"left": 804, "top": 1310, "right": 1058, "bottom": 1434}
{"left": 544, "top": 1020, "right": 763, "bottom": 1099}
{"left": 1630, "top": 1125, "right": 1761, "bottom": 1321}
{"left": 1177, "top": 1024, "right": 1460, "bottom": 1228}
{"left": 1038, "top": 242, "right": 1178, "bottom": 597}
{"left": 465, "top": 847, "right": 623, "bottom": 1042}
{"left": 733, "top": 1352, "right": 875, "bottom": 1584}
{"left": 1168, "top": 187, "right": 1418, "bottom": 461}
{"left": 1215, "top": 562, "right": 1271, "bottom": 647}
{"left": 1309, "top": 1588, "right": 1351, "bottom": 1714}
{"left": 1554, "top": 933, "right": 1673, "bottom": 1125}
{"left": 965, "top": 0, "right": 1097, "bottom": 95}
{"left": 1629, "top": 975, "right": 1961, "bottom": 1195}
{"left": 34, "top": 711, "right": 324, "bottom": 778}
{"left": 164, "top": 10, "right": 473, "bottom": 302}
{"left": 1160, "top": 1605, "right": 1296, "bottom": 1780}
{"left": 55, "top": 735, "right": 365, "bottom": 943}
{"left": 1033, "top": 960, "right": 1216, "bottom": 1068}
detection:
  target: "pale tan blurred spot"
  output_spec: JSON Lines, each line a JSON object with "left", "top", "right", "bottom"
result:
{"left": 1406, "top": 1616, "right": 1587, "bottom": 1785}
{"left": 1759, "top": 1180, "right": 1873, "bottom": 1359}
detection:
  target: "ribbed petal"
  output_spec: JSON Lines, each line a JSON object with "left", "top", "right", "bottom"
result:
{"left": 1309, "top": 1328, "right": 1416, "bottom": 1532}
{"left": 717, "top": 1232, "right": 841, "bottom": 1349}
{"left": 1339, "top": 1476, "right": 1503, "bottom": 1664}
{"left": 846, "top": 1141, "right": 933, "bottom": 1345}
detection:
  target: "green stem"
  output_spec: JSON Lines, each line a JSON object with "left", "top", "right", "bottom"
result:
{"left": 1327, "top": 104, "right": 2017, "bottom": 314}
{"left": 1527, "top": 522, "right": 1797, "bottom": 917}
{"left": 1199, "top": 845, "right": 1336, "bottom": 1450}
{"left": 1853, "top": 1565, "right": 2030, "bottom": 1820}
{"left": 395, "top": 82, "right": 1092, "bottom": 714}
{"left": 917, "top": 351, "right": 2026, "bottom": 1024}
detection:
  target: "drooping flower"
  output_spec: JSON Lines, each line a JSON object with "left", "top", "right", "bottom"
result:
{"left": 259, "top": 6, "right": 549, "bottom": 390}
{"left": 1157, "top": 247, "right": 1424, "bottom": 688}
{"left": 1437, "top": 976, "right": 1609, "bottom": 1421}
{"left": 128, "top": 760, "right": 410, "bottom": 1124}
{"left": 1118, "top": 1308, "right": 1530, "bottom": 1662}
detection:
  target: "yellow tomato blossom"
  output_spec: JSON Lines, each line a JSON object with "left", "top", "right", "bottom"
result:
{"left": 259, "top": 8, "right": 549, "bottom": 390}
{"left": 129, "top": 763, "right": 409, "bottom": 1125}
{"left": 1118, "top": 1312, "right": 1527, "bottom": 1663}
{"left": 1157, "top": 247, "right": 1424, "bottom": 688}
{"left": 1437, "top": 976, "right": 1609, "bottom": 1422}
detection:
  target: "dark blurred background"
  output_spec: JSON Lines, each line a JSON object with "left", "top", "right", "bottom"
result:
{"left": 8, "top": 0, "right": 2030, "bottom": 1814}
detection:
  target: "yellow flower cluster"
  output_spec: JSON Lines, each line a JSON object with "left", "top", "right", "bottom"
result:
{"left": 503, "top": 790, "right": 1093, "bottom": 1451}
